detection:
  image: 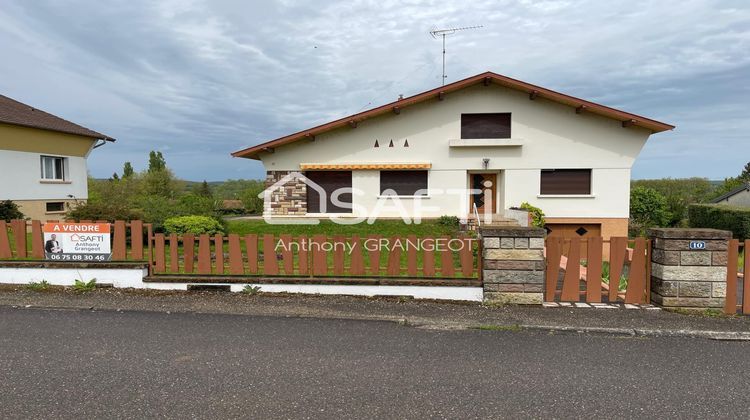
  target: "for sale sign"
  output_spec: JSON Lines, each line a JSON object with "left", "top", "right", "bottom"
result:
{"left": 43, "top": 223, "right": 112, "bottom": 261}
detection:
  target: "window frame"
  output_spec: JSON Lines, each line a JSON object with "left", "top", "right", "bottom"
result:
{"left": 539, "top": 169, "right": 593, "bottom": 196}
{"left": 379, "top": 170, "right": 429, "bottom": 197}
{"left": 45, "top": 202, "right": 66, "bottom": 213}
{"left": 40, "top": 155, "right": 66, "bottom": 181}
{"left": 460, "top": 113, "right": 512, "bottom": 139}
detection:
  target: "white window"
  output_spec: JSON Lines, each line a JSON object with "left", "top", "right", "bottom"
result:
{"left": 41, "top": 156, "right": 66, "bottom": 180}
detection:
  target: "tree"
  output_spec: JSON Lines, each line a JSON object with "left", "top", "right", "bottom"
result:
{"left": 143, "top": 150, "right": 175, "bottom": 197}
{"left": 240, "top": 183, "right": 266, "bottom": 215}
{"left": 631, "top": 178, "right": 714, "bottom": 226}
{"left": 741, "top": 161, "right": 750, "bottom": 181}
{"left": 0, "top": 200, "right": 24, "bottom": 222}
{"left": 630, "top": 186, "right": 671, "bottom": 236}
{"left": 197, "top": 180, "right": 213, "bottom": 198}
{"left": 148, "top": 151, "right": 166, "bottom": 173}
{"left": 123, "top": 162, "right": 134, "bottom": 178}
{"left": 711, "top": 161, "right": 750, "bottom": 200}
{"left": 112, "top": 172, "right": 120, "bottom": 181}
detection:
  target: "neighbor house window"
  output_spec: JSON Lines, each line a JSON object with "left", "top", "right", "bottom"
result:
{"left": 461, "top": 113, "right": 511, "bottom": 139}
{"left": 540, "top": 169, "right": 592, "bottom": 195}
{"left": 380, "top": 170, "right": 428, "bottom": 196}
{"left": 41, "top": 156, "right": 66, "bottom": 180}
{"left": 46, "top": 202, "right": 65, "bottom": 213}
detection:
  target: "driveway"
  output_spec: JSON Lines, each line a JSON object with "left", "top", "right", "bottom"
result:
{"left": 1, "top": 307, "right": 749, "bottom": 419}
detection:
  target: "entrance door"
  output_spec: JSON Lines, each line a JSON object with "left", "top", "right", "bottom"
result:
{"left": 469, "top": 173, "right": 496, "bottom": 214}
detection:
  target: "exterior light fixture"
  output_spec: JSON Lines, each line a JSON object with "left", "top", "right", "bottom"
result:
{"left": 482, "top": 158, "right": 490, "bottom": 170}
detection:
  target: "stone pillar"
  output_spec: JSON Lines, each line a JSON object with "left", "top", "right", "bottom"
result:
{"left": 648, "top": 228, "right": 731, "bottom": 309}
{"left": 480, "top": 226, "right": 546, "bottom": 305}
{"left": 264, "top": 171, "right": 307, "bottom": 216}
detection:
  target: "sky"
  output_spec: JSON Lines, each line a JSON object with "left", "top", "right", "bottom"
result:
{"left": 0, "top": 0, "right": 748, "bottom": 182}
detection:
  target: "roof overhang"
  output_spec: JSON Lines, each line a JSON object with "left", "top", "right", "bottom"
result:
{"left": 232, "top": 71, "right": 675, "bottom": 160}
{"left": 300, "top": 162, "right": 431, "bottom": 170}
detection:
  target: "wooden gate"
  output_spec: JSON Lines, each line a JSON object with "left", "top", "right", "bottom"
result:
{"left": 545, "top": 237, "right": 651, "bottom": 304}
{"left": 725, "top": 239, "right": 749, "bottom": 315}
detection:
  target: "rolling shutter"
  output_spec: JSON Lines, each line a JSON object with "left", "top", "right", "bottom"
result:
{"left": 305, "top": 171, "right": 352, "bottom": 213}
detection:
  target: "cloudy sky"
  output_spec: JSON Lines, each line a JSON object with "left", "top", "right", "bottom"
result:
{"left": 1, "top": 0, "right": 748, "bottom": 181}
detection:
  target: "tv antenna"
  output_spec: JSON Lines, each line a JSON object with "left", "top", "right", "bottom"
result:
{"left": 430, "top": 25, "right": 482, "bottom": 85}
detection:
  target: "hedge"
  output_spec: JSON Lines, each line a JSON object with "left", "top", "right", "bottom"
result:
{"left": 688, "top": 204, "right": 750, "bottom": 240}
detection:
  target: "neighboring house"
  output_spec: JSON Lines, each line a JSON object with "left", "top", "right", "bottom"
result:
{"left": 710, "top": 183, "right": 750, "bottom": 207}
{"left": 0, "top": 94, "right": 114, "bottom": 221}
{"left": 232, "top": 71, "right": 674, "bottom": 240}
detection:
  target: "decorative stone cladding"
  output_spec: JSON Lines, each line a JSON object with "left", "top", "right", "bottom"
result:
{"left": 480, "top": 226, "right": 546, "bottom": 305}
{"left": 648, "top": 228, "right": 731, "bottom": 309}
{"left": 264, "top": 171, "right": 307, "bottom": 216}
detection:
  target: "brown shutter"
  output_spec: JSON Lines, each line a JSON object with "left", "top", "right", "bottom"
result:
{"left": 305, "top": 171, "right": 352, "bottom": 213}
{"left": 540, "top": 169, "right": 591, "bottom": 195}
{"left": 460, "top": 113, "right": 511, "bottom": 139}
{"left": 380, "top": 171, "right": 428, "bottom": 195}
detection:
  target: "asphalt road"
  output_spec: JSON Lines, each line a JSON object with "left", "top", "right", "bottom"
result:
{"left": 1, "top": 307, "right": 748, "bottom": 419}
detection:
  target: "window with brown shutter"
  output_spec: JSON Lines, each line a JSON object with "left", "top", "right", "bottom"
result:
{"left": 305, "top": 171, "right": 352, "bottom": 213}
{"left": 460, "top": 113, "right": 511, "bottom": 139}
{"left": 380, "top": 171, "right": 428, "bottom": 196}
{"left": 540, "top": 169, "right": 592, "bottom": 195}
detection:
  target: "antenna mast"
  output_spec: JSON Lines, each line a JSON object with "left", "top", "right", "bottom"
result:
{"left": 430, "top": 25, "right": 482, "bottom": 86}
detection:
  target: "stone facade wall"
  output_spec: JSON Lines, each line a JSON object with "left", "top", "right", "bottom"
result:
{"left": 264, "top": 171, "right": 307, "bottom": 216}
{"left": 648, "top": 228, "right": 731, "bottom": 309}
{"left": 481, "top": 226, "right": 546, "bottom": 305}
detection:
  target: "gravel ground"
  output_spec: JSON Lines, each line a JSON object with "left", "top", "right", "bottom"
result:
{"left": 1, "top": 284, "right": 749, "bottom": 334}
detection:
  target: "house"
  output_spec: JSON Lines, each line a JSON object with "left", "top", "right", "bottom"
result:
{"left": 710, "top": 183, "right": 750, "bottom": 207}
{"left": 232, "top": 71, "right": 674, "bottom": 240}
{"left": 0, "top": 94, "right": 115, "bottom": 221}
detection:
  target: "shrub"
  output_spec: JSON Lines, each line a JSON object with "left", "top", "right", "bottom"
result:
{"left": 437, "top": 215, "right": 460, "bottom": 227}
{"left": 629, "top": 186, "right": 671, "bottom": 236}
{"left": 631, "top": 178, "right": 715, "bottom": 226}
{"left": 0, "top": 200, "right": 24, "bottom": 222}
{"left": 66, "top": 201, "right": 142, "bottom": 222}
{"left": 242, "top": 285, "right": 262, "bottom": 295}
{"left": 688, "top": 204, "right": 750, "bottom": 240}
{"left": 176, "top": 193, "right": 216, "bottom": 216}
{"left": 164, "top": 215, "right": 225, "bottom": 235}
{"left": 240, "top": 183, "right": 265, "bottom": 215}
{"left": 519, "top": 202, "right": 545, "bottom": 228}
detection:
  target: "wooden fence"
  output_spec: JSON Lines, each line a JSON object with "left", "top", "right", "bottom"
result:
{"left": 725, "top": 239, "right": 749, "bottom": 315}
{"left": 149, "top": 233, "right": 480, "bottom": 279}
{"left": 545, "top": 236, "right": 651, "bottom": 304}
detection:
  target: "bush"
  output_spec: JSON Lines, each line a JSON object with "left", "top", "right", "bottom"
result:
{"left": 66, "top": 201, "right": 142, "bottom": 222}
{"left": 629, "top": 186, "right": 671, "bottom": 236}
{"left": 688, "top": 204, "right": 750, "bottom": 240}
{"left": 164, "top": 215, "right": 225, "bottom": 235}
{"left": 240, "top": 183, "right": 265, "bottom": 215}
{"left": 519, "top": 202, "right": 545, "bottom": 228}
{"left": 631, "top": 178, "right": 715, "bottom": 226}
{"left": 437, "top": 215, "right": 460, "bottom": 227}
{"left": 0, "top": 200, "right": 24, "bottom": 222}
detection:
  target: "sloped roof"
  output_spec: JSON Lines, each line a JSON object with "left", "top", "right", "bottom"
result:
{"left": 232, "top": 71, "right": 674, "bottom": 160}
{"left": 0, "top": 94, "right": 115, "bottom": 141}
{"left": 710, "top": 182, "right": 750, "bottom": 203}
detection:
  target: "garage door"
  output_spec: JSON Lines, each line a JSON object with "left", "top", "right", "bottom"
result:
{"left": 545, "top": 223, "right": 602, "bottom": 255}
{"left": 305, "top": 171, "right": 352, "bottom": 213}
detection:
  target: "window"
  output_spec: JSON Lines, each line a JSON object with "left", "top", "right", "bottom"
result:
{"left": 41, "top": 156, "right": 65, "bottom": 180}
{"left": 540, "top": 169, "right": 592, "bottom": 195}
{"left": 380, "top": 170, "right": 428, "bottom": 196}
{"left": 45, "top": 202, "right": 65, "bottom": 213}
{"left": 461, "top": 113, "right": 511, "bottom": 139}
{"left": 305, "top": 171, "right": 352, "bottom": 213}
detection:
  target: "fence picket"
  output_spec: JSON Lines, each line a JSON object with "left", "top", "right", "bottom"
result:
{"left": 0, "top": 221, "right": 11, "bottom": 258}
{"left": 725, "top": 239, "right": 739, "bottom": 315}
{"left": 228, "top": 234, "right": 244, "bottom": 275}
{"left": 31, "top": 220, "right": 44, "bottom": 259}
{"left": 245, "top": 234, "right": 258, "bottom": 274}
{"left": 154, "top": 234, "right": 166, "bottom": 273}
{"left": 586, "top": 237, "right": 603, "bottom": 303}
{"left": 297, "top": 236, "right": 309, "bottom": 275}
{"left": 112, "top": 221, "right": 126, "bottom": 260}
{"left": 545, "top": 237, "right": 562, "bottom": 301}
{"left": 333, "top": 235, "right": 345, "bottom": 276}
{"left": 169, "top": 234, "right": 179, "bottom": 273}
{"left": 263, "top": 234, "right": 279, "bottom": 275}
{"left": 624, "top": 238, "right": 648, "bottom": 304}
{"left": 386, "top": 236, "right": 401, "bottom": 276}
{"left": 197, "top": 234, "right": 211, "bottom": 274}
{"left": 312, "top": 234, "right": 328, "bottom": 276}
{"left": 367, "top": 235, "right": 381, "bottom": 275}
{"left": 280, "top": 234, "right": 294, "bottom": 274}
{"left": 744, "top": 240, "right": 750, "bottom": 315}
{"left": 459, "top": 237, "right": 474, "bottom": 277}
{"left": 608, "top": 237, "right": 628, "bottom": 302}
{"left": 406, "top": 235, "right": 418, "bottom": 276}
{"left": 560, "top": 237, "right": 581, "bottom": 302}
{"left": 130, "top": 220, "right": 144, "bottom": 260}
{"left": 214, "top": 234, "right": 225, "bottom": 275}
{"left": 183, "top": 234, "right": 195, "bottom": 273}
{"left": 349, "top": 235, "right": 364, "bottom": 276}
{"left": 439, "top": 236, "right": 454, "bottom": 277}
{"left": 422, "top": 238, "right": 435, "bottom": 277}
{"left": 11, "top": 220, "right": 26, "bottom": 258}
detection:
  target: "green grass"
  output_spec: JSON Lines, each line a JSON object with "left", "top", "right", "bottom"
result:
{"left": 225, "top": 219, "right": 463, "bottom": 237}
{"left": 26, "top": 280, "right": 50, "bottom": 291}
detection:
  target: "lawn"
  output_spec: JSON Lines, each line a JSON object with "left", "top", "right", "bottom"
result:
{"left": 225, "top": 219, "right": 464, "bottom": 237}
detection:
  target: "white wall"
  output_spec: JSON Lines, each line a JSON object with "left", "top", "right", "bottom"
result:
{"left": 0, "top": 150, "right": 89, "bottom": 200}
{"left": 260, "top": 83, "right": 653, "bottom": 219}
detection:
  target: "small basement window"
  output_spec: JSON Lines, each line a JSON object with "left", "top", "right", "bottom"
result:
{"left": 46, "top": 202, "right": 65, "bottom": 213}
{"left": 540, "top": 169, "right": 592, "bottom": 195}
{"left": 41, "top": 155, "right": 66, "bottom": 180}
{"left": 461, "top": 113, "right": 511, "bottom": 139}
{"left": 380, "top": 170, "right": 428, "bottom": 196}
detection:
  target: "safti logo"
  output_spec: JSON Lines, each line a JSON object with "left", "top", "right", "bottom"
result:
{"left": 69, "top": 233, "right": 105, "bottom": 243}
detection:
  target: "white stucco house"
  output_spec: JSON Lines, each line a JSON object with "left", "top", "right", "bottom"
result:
{"left": 0, "top": 94, "right": 114, "bottom": 221}
{"left": 232, "top": 72, "right": 674, "bottom": 240}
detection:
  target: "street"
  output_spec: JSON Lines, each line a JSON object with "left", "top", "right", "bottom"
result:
{"left": 1, "top": 307, "right": 748, "bottom": 419}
